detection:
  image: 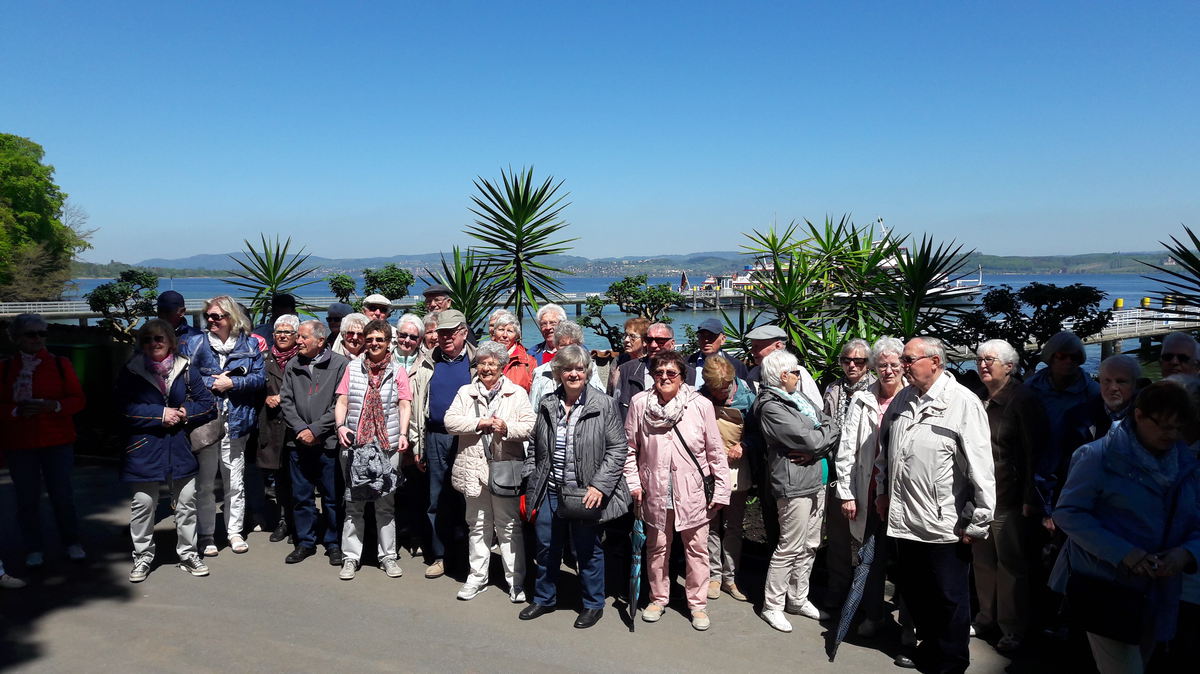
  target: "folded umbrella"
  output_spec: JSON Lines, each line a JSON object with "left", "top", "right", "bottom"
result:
{"left": 827, "top": 532, "right": 876, "bottom": 662}
{"left": 628, "top": 509, "right": 647, "bottom": 632}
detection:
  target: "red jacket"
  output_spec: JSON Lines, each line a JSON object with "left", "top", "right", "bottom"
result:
{"left": 503, "top": 344, "right": 538, "bottom": 392}
{"left": 0, "top": 349, "right": 86, "bottom": 450}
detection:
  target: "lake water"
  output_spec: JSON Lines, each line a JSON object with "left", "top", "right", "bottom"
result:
{"left": 68, "top": 272, "right": 1176, "bottom": 368}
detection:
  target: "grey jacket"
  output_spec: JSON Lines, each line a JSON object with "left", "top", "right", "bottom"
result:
{"left": 752, "top": 387, "right": 841, "bottom": 499}
{"left": 527, "top": 387, "right": 631, "bottom": 523}
{"left": 280, "top": 349, "right": 350, "bottom": 451}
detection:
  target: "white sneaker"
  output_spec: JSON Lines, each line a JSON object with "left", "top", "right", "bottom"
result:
{"left": 381, "top": 557, "right": 403, "bottom": 578}
{"left": 457, "top": 583, "right": 487, "bottom": 601}
{"left": 339, "top": 559, "right": 358, "bottom": 581}
{"left": 228, "top": 535, "right": 248, "bottom": 554}
{"left": 0, "top": 574, "right": 28, "bottom": 589}
{"left": 761, "top": 609, "right": 793, "bottom": 633}
{"left": 66, "top": 544, "right": 86, "bottom": 562}
{"left": 510, "top": 589, "right": 527, "bottom": 604}
{"left": 786, "top": 600, "right": 830, "bottom": 621}
{"left": 129, "top": 558, "right": 152, "bottom": 583}
{"left": 25, "top": 551, "right": 44, "bottom": 568}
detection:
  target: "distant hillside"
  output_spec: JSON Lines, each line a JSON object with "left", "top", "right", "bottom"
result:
{"left": 966, "top": 251, "right": 1165, "bottom": 274}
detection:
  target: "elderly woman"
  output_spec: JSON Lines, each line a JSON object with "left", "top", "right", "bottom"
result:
{"left": 115, "top": 319, "right": 218, "bottom": 582}
{"left": 530, "top": 321, "right": 604, "bottom": 407}
{"left": 490, "top": 310, "right": 538, "bottom": 392}
{"left": 834, "top": 337, "right": 905, "bottom": 636}
{"left": 421, "top": 311, "right": 441, "bottom": 354}
{"left": 444, "top": 340, "right": 535, "bottom": 601}
{"left": 1026, "top": 331, "right": 1099, "bottom": 507}
{"left": 519, "top": 345, "right": 630, "bottom": 628}
{"left": 1051, "top": 381, "right": 1200, "bottom": 671}
{"left": 699, "top": 356, "right": 755, "bottom": 602}
{"left": 609, "top": 317, "right": 650, "bottom": 392}
{"left": 259, "top": 314, "right": 300, "bottom": 544}
{"left": 333, "top": 319, "right": 412, "bottom": 580}
{"left": 752, "top": 349, "right": 840, "bottom": 633}
{"left": 331, "top": 312, "right": 368, "bottom": 360}
{"left": 529, "top": 303, "right": 566, "bottom": 364}
{"left": 625, "top": 350, "right": 731, "bottom": 631}
{"left": 0, "top": 314, "right": 87, "bottom": 567}
{"left": 973, "top": 339, "right": 1052, "bottom": 652}
{"left": 393, "top": 313, "right": 425, "bottom": 374}
{"left": 185, "top": 295, "right": 265, "bottom": 557}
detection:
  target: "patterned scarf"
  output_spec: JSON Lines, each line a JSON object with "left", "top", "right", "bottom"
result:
{"left": 356, "top": 357, "right": 392, "bottom": 448}
{"left": 13, "top": 352, "right": 42, "bottom": 402}
{"left": 146, "top": 354, "right": 176, "bottom": 396}
{"left": 270, "top": 342, "right": 300, "bottom": 372}
{"left": 833, "top": 376, "right": 873, "bottom": 429}
{"left": 643, "top": 383, "right": 693, "bottom": 430}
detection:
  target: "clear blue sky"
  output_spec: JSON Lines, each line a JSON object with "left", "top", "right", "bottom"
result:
{"left": 3, "top": 1, "right": 1198, "bottom": 264}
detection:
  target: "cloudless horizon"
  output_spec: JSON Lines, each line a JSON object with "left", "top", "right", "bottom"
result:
{"left": 4, "top": 2, "right": 1198, "bottom": 264}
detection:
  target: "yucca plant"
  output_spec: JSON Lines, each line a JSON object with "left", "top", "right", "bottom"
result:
{"left": 1142, "top": 225, "right": 1200, "bottom": 318}
{"left": 880, "top": 234, "right": 976, "bottom": 341}
{"left": 423, "top": 246, "right": 506, "bottom": 338}
{"left": 466, "top": 166, "right": 577, "bottom": 323}
{"left": 224, "top": 235, "right": 321, "bottom": 323}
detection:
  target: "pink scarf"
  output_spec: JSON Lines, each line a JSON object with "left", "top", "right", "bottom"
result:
{"left": 146, "top": 354, "right": 175, "bottom": 396}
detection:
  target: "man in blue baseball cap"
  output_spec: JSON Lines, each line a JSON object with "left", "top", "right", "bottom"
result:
{"left": 157, "top": 290, "right": 202, "bottom": 339}
{"left": 685, "top": 317, "right": 748, "bottom": 387}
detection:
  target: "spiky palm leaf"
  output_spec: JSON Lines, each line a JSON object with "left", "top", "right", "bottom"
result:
{"left": 223, "top": 235, "right": 321, "bottom": 323}
{"left": 1141, "top": 226, "right": 1200, "bottom": 318}
{"left": 465, "top": 166, "right": 577, "bottom": 323}
{"left": 881, "top": 234, "right": 976, "bottom": 341}
{"left": 422, "top": 246, "right": 506, "bottom": 338}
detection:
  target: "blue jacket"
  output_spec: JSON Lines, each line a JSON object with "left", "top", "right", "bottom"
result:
{"left": 115, "top": 356, "right": 218, "bottom": 483}
{"left": 1026, "top": 367, "right": 1099, "bottom": 508}
{"left": 1050, "top": 420, "right": 1200, "bottom": 641}
{"left": 181, "top": 332, "right": 265, "bottom": 438}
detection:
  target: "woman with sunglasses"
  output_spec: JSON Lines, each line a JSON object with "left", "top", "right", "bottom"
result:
{"left": 331, "top": 312, "right": 368, "bottom": 360}
{"left": 258, "top": 314, "right": 301, "bottom": 544}
{"left": 625, "top": 350, "right": 730, "bottom": 631}
{"left": 1025, "top": 331, "right": 1099, "bottom": 508}
{"left": 752, "top": 349, "right": 840, "bottom": 633}
{"left": 333, "top": 319, "right": 412, "bottom": 580}
{"left": 489, "top": 310, "right": 537, "bottom": 392}
{"left": 116, "top": 319, "right": 217, "bottom": 582}
{"left": 184, "top": 296, "right": 265, "bottom": 556}
{"left": 392, "top": 313, "right": 425, "bottom": 375}
{"left": 0, "top": 313, "right": 87, "bottom": 568}
{"left": 608, "top": 317, "right": 650, "bottom": 394}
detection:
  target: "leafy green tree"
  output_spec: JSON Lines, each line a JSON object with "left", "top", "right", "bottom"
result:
{"left": 84, "top": 269, "right": 158, "bottom": 344}
{"left": 224, "top": 235, "right": 321, "bottom": 323}
{"left": 362, "top": 263, "right": 414, "bottom": 300}
{"left": 577, "top": 274, "right": 684, "bottom": 350}
{"left": 951, "top": 283, "right": 1112, "bottom": 375}
{"left": 465, "top": 166, "right": 576, "bottom": 323}
{"left": 327, "top": 273, "right": 356, "bottom": 303}
{"left": 423, "top": 247, "right": 505, "bottom": 338}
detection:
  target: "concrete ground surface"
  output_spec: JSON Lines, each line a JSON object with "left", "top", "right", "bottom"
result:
{"left": 1, "top": 464, "right": 1026, "bottom": 673}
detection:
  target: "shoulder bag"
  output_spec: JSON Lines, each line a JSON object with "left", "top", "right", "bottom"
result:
{"left": 556, "top": 404, "right": 604, "bottom": 520}
{"left": 673, "top": 425, "right": 715, "bottom": 505}
{"left": 187, "top": 362, "right": 226, "bottom": 451}
{"left": 475, "top": 398, "right": 524, "bottom": 498}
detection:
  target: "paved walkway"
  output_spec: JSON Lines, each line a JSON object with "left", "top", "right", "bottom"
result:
{"left": 0, "top": 464, "right": 1023, "bottom": 672}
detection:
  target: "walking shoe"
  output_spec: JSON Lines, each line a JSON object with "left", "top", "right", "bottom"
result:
{"left": 381, "top": 557, "right": 403, "bottom": 578}
{"left": 339, "top": 559, "right": 358, "bottom": 581}
{"left": 457, "top": 583, "right": 487, "bottom": 601}
{"left": 761, "top": 609, "right": 793, "bottom": 633}
{"left": 641, "top": 603, "right": 664, "bottom": 623}
{"left": 708, "top": 580, "right": 721, "bottom": 599}
{"left": 269, "top": 520, "right": 289, "bottom": 543}
{"left": 285, "top": 546, "right": 317, "bottom": 564}
{"left": 178, "top": 556, "right": 210, "bottom": 577}
{"left": 691, "top": 610, "right": 711, "bottom": 631}
{"left": 326, "top": 546, "right": 344, "bottom": 566}
{"left": 722, "top": 582, "right": 748, "bottom": 601}
{"left": 996, "top": 634, "right": 1022, "bottom": 653}
{"left": 519, "top": 603, "right": 555, "bottom": 620}
{"left": 510, "top": 588, "right": 527, "bottom": 604}
{"left": 0, "top": 574, "right": 27, "bottom": 589}
{"left": 25, "top": 551, "right": 44, "bottom": 568}
{"left": 574, "top": 608, "right": 603, "bottom": 629}
{"left": 228, "top": 535, "right": 249, "bottom": 554}
{"left": 129, "top": 558, "right": 152, "bottom": 583}
{"left": 425, "top": 559, "right": 445, "bottom": 578}
{"left": 200, "top": 538, "right": 218, "bottom": 557}
{"left": 66, "top": 544, "right": 87, "bottom": 562}
{"left": 786, "top": 600, "right": 830, "bottom": 621}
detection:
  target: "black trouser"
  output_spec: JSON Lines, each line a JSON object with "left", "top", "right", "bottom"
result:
{"left": 895, "top": 539, "right": 972, "bottom": 674}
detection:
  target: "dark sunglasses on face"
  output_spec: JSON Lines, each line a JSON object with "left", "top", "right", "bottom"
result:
{"left": 1162, "top": 352, "right": 1192, "bottom": 364}
{"left": 343, "top": 331, "right": 363, "bottom": 338}
{"left": 652, "top": 369, "right": 681, "bottom": 380}
{"left": 364, "top": 337, "right": 389, "bottom": 344}
{"left": 141, "top": 334, "right": 168, "bottom": 344}
{"left": 365, "top": 305, "right": 388, "bottom": 312}
{"left": 22, "top": 330, "right": 49, "bottom": 338}
{"left": 840, "top": 357, "right": 868, "bottom": 366}
{"left": 204, "top": 313, "right": 226, "bottom": 322}
{"left": 646, "top": 336, "right": 672, "bottom": 345}
{"left": 397, "top": 333, "right": 421, "bottom": 341}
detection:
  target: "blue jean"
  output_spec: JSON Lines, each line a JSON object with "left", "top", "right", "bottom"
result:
{"left": 288, "top": 446, "right": 342, "bottom": 549}
{"left": 532, "top": 490, "right": 606, "bottom": 610}
{"left": 4, "top": 444, "right": 79, "bottom": 552}
{"left": 424, "top": 429, "right": 461, "bottom": 560}
{"left": 896, "top": 539, "right": 972, "bottom": 674}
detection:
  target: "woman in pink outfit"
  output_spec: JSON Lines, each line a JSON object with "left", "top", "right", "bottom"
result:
{"left": 625, "top": 350, "right": 730, "bottom": 631}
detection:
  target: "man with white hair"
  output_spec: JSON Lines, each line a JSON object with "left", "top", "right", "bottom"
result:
{"left": 1160, "top": 331, "right": 1199, "bottom": 379}
{"left": 528, "top": 304, "right": 567, "bottom": 365}
{"left": 876, "top": 336, "right": 995, "bottom": 674}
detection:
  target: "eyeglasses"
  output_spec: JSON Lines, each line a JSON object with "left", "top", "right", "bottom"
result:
{"left": 1145, "top": 415, "right": 1184, "bottom": 434}
{"left": 786, "top": 369, "right": 804, "bottom": 376}
{"left": 364, "top": 337, "right": 389, "bottom": 344}
{"left": 899, "top": 354, "right": 933, "bottom": 366}
{"left": 876, "top": 363, "right": 904, "bottom": 371}
{"left": 623, "top": 333, "right": 643, "bottom": 341}
{"left": 273, "top": 329, "right": 296, "bottom": 336}
{"left": 204, "top": 313, "right": 226, "bottom": 322}
{"left": 652, "top": 369, "right": 681, "bottom": 380}
{"left": 645, "top": 336, "right": 672, "bottom": 345}
{"left": 140, "top": 334, "right": 168, "bottom": 344}
{"left": 397, "top": 332, "right": 421, "bottom": 341}
{"left": 840, "top": 357, "right": 868, "bottom": 366}
{"left": 975, "top": 356, "right": 1001, "bottom": 366}
{"left": 21, "top": 330, "right": 49, "bottom": 338}
{"left": 1162, "top": 352, "right": 1193, "bottom": 364}
{"left": 343, "top": 331, "right": 363, "bottom": 338}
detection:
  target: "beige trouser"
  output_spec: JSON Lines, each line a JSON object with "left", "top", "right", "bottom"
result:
{"left": 1086, "top": 633, "right": 1155, "bottom": 674}
{"left": 763, "top": 490, "right": 826, "bottom": 611}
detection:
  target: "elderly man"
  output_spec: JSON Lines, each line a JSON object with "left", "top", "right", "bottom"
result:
{"left": 156, "top": 290, "right": 202, "bottom": 340}
{"left": 610, "top": 322, "right": 696, "bottom": 418}
{"left": 1160, "top": 331, "right": 1199, "bottom": 378}
{"left": 685, "top": 317, "right": 748, "bottom": 387}
{"left": 280, "top": 320, "right": 350, "bottom": 566}
{"left": 528, "top": 303, "right": 566, "bottom": 364}
{"left": 362, "top": 294, "right": 392, "bottom": 322}
{"left": 529, "top": 321, "right": 605, "bottom": 407}
{"left": 875, "top": 337, "right": 995, "bottom": 674}
{"left": 409, "top": 309, "right": 476, "bottom": 579}
{"left": 744, "top": 325, "right": 820, "bottom": 401}
{"left": 423, "top": 284, "right": 453, "bottom": 313}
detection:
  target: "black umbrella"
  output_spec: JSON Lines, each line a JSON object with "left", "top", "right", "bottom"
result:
{"left": 827, "top": 532, "right": 876, "bottom": 662}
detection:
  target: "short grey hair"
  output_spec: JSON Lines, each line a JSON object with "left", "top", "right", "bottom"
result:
{"left": 553, "top": 320, "right": 584, "bottom": 346}
{"left": 870, "top": 337, "right": 904, "bottom": 368}
{"left": 395, "top": 313, "right": 424, "bottom": 337}
{"left": 493, "top": 310, "right": 521, "bottom": 339}
{"left": 1041, "top": 331, "right": 1084, "bottom": 365}
{"left": 300, "top": 319, "right": 330, "bottom": 341}
{"left": 977, "top": 339, "right": 1019, "bottom": 366}
{"left": 841, "top": 338, "right": 870, "bottom": 359}
{"left": 340, "top": 312, "right": 368, "bottom": 333}
{"left": 1100, "top": 353, "right": 1141, "bottom": 380}
{"left": 913, "top": 336, "right": 948, "bottom": 364}
{"left": 647, "top": 322, "right": 673, "bottom": 337}
{"left": 8, "top": 313, "right": 47, "bottom": 340}
{"left": 423, "top": 311, "right": 440, "bottom": 330}
{"left": 274, "top": 314, "right": 300, "bottom": 331}
{"left": 536, "top": 303, "right": 566, "bottom": 323}
{"left": 476, "top": 340, "right": 509, "bottom": 366}
{"left": 1162, "top": 331, "right": 1199, "bottom": 358}
{"left": 551, "top": 344, "right": 593, "bottom": 381}
{"left": 761, "top": 349, "right": 800, "bottom": 389}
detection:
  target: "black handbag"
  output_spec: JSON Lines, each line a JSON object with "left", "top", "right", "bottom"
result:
{"left": 554, "top": 403, "right": 603, "bottom": 520}
{"left": 474, "top": 398, "right": 525, "bottom": 498}
{"left": 1065, "top": 568, "right": 1148, "bottom": 644}
{"left": 673, "top": 425, "right": 715, "bottom": 504}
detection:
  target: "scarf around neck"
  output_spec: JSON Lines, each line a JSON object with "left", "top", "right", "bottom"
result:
{"left": 13, "top": 351, "right": 42, "bottom": 402}
{"left": 356, "top": 357, "right": 393, "bottom": 448}
{"left": 770, "top": 386, "right": 822, "bottom": 427}
{"left": 271, "top": 342, "right": 300, "bottom": 372}
{"left": 643, "top": 383, "right": 693, "bottom": 430}
{"left": 146, "top": 354, "right": 176, "bottom": 395}
{"left": 208, "top": 332, "right": 239, "bottom": 368}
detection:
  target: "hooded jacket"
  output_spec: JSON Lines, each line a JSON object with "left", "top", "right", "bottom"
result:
{"left": 753, "top": 386, "right": 840, "bottom": 500}
{"left": 116, "top": 355, "right": 217, "bottom": 483}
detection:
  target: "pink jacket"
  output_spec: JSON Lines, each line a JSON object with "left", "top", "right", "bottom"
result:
{"left": 624, "top": 387, "right": 731, "bottom": 532}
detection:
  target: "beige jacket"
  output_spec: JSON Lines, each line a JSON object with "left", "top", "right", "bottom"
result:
{"left": 444, "top": 376, "right": 535, "bottom": 498}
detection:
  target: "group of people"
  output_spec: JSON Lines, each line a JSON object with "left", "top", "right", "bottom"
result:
{"left": 2, "top": 293, "right": 1199, "bottom": 674}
